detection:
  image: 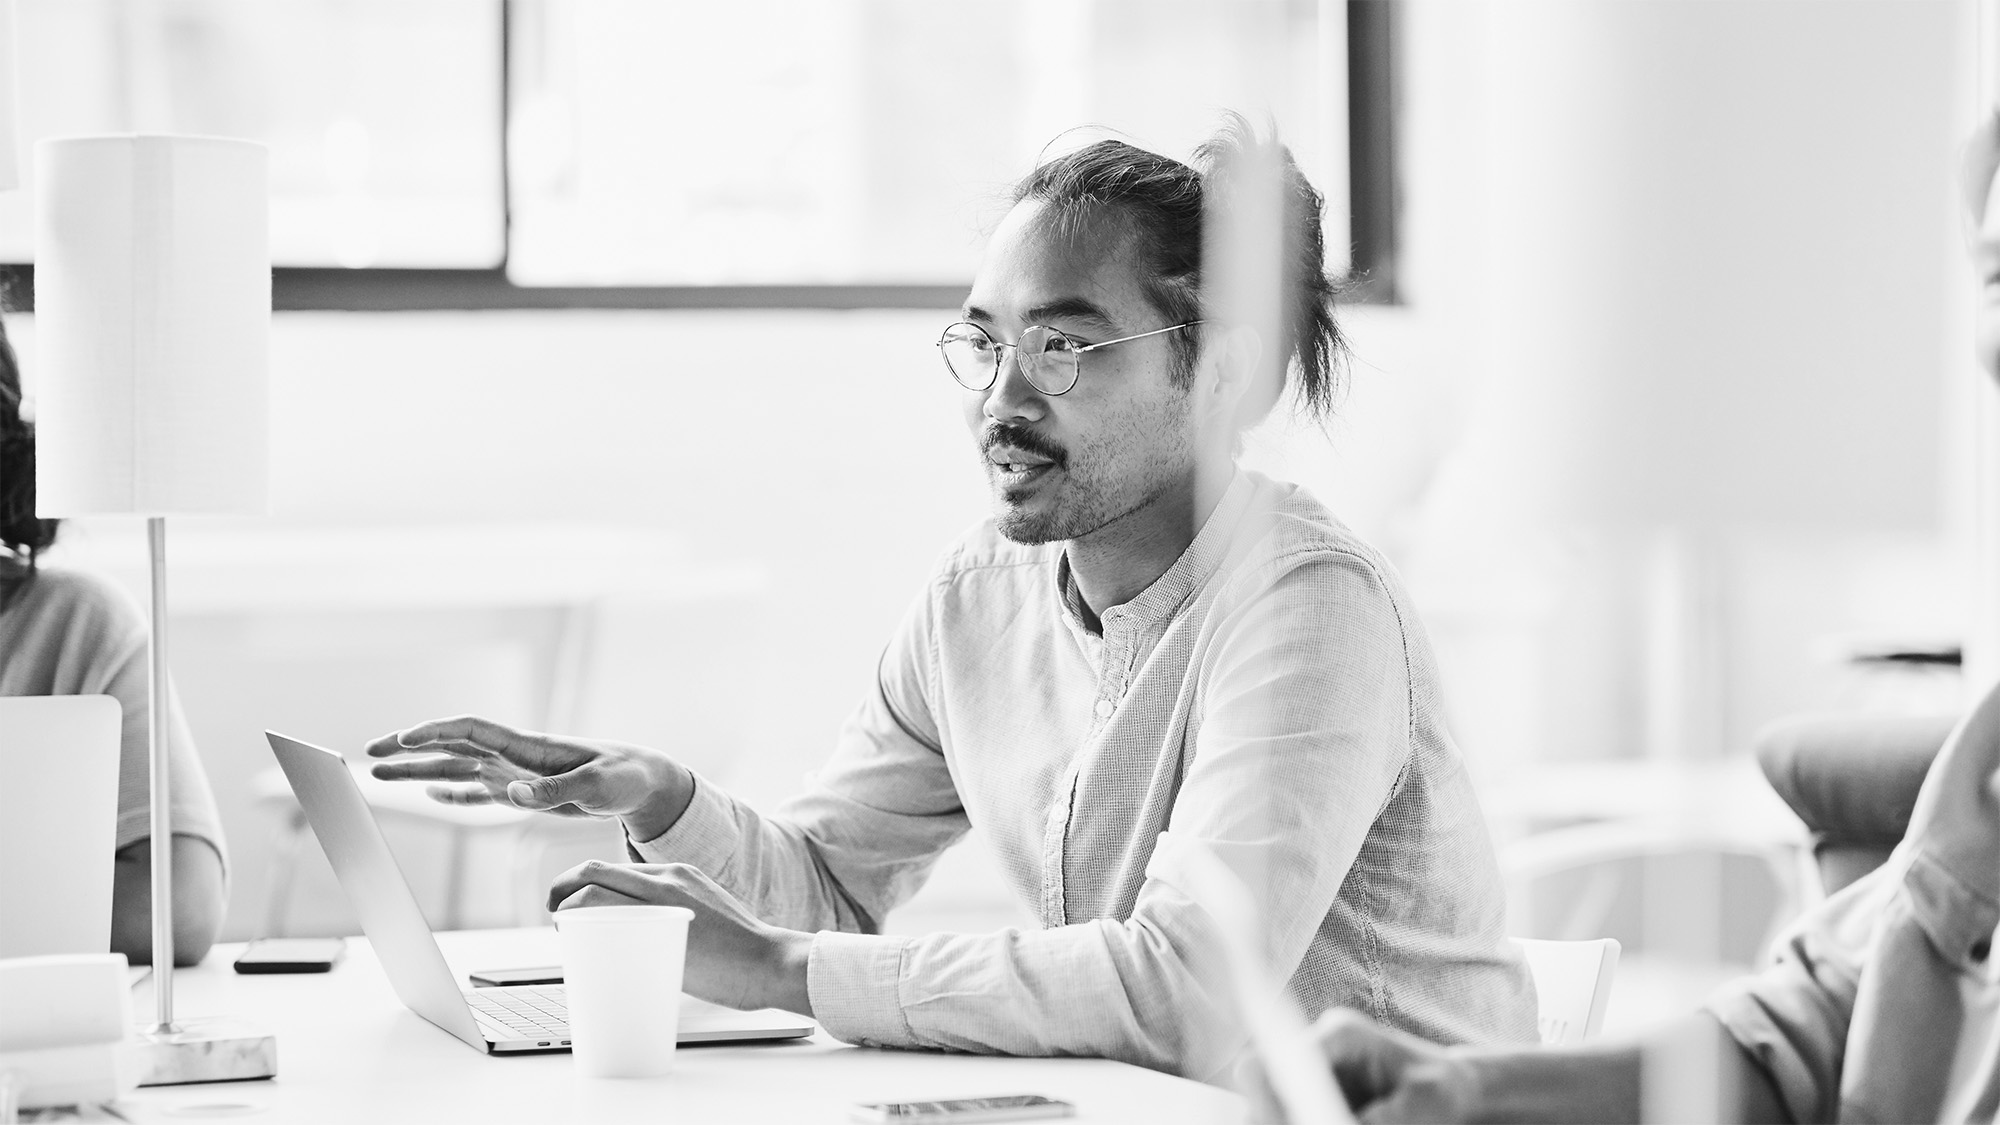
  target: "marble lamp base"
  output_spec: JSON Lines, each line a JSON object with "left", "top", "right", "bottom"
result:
{"left": 135, "top": 1018, "right": 277, "bottom": 1086}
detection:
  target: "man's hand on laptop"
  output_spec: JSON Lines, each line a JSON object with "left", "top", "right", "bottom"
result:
{"left": 547, "top": 859, "right": 814, "bottom": 1018}
{"left": 364, "top": 715, "right": 696, "bottom": 840}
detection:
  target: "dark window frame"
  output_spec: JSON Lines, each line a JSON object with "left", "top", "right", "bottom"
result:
{"left": 1, "top": 0, "right": 1397, "bottom": 313}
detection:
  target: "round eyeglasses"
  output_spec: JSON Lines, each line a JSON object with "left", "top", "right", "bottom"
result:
{"left": 936, "top": 320, "right": 1202, "bottom": 396}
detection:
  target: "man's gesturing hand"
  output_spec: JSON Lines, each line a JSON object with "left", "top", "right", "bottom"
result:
{"left": 1312, "top": 1008, "right": 1480, "bottom": 1124}
{"left": 365, "top": 715, "right": 695, "bottom": 841}
{"left": 548, "top": 861, "right": 814, "bottom": 1018}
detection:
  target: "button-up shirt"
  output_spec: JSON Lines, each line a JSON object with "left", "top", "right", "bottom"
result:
{"left": 634, "top": 471, "right": 1537, "bottom": 1078}
{"left": 1709, "top": 681, "right": 2000, "bottom": 1123}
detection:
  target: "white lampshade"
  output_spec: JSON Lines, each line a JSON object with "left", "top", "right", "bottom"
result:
{"left": 33, "top": 135, "right": 269, "bottom": 517}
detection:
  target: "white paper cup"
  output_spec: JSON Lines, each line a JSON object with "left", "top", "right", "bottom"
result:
{"left": 555, "top": 904, "right": 693, "bottom": 1078}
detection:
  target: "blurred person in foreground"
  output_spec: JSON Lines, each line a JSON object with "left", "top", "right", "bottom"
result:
{"left": 1305, "top": 115, "right": 2000, "bottom": 1125}
{"left": 368, "top": 117, "right": 1537, "bottom": 1080}
{"left": 0, "top": 313, "right": 228, "bottom": 965}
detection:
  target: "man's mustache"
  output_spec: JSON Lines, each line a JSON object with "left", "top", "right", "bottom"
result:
{"left": 980, "top": 423, "right": 1069, "bottom": 470}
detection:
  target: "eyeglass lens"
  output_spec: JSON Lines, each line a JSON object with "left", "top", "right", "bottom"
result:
{"left": 937, "top": 323, "right": 1080, "bottom": 396}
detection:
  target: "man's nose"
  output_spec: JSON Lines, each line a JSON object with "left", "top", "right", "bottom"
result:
{"left": 983, "top": 346, "right": 1047, "bottom": 423}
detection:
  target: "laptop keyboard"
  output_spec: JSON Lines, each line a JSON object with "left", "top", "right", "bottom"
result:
{"left": 467, "top": 985, "right": 570, "bottom": 1040}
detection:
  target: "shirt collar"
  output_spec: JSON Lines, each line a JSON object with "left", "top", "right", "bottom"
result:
{"left": 1052, "top": 470, "right": 1259, "bottom": 635}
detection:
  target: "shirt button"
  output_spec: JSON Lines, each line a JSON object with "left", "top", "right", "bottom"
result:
{"left": 1094, "top": 699, "right": 1115, "bottom": 719}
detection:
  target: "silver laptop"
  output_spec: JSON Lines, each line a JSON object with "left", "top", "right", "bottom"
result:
{"left": 266, "top": 731, "right": 815, "bottom": 1054}
{"left": 1, "top": 696, "right": 121, "bottom": 960}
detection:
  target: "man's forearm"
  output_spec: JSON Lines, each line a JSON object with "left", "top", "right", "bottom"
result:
{"left": 618, "top": 757, "right": 698, "bottom": 842}
{"left": 760, "top": 930, "right": 815, "bottom": 1018}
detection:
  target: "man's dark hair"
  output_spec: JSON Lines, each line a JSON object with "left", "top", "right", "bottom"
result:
{"left": 0, "top": 313, "right": 59, "bottom": 572}
{"left": 1011, "top": 114, "right": 1346, "bottom": 422}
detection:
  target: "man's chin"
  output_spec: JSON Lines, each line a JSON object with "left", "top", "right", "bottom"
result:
{"left": 994, "top": 506, "right": 1063, "bottom": 545}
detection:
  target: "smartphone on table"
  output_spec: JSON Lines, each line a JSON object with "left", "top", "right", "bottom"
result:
{"left": 849, "top": 1095, "right": 1075, "bottom": 1123}
{"left": 232, "top": 937, "right": 346, "bottom": 974}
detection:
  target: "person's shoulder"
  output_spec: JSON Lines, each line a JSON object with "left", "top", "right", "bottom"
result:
{"left": 4, "top": 565, "right": 144, "bottom": 636}
{"left": 1239, "top": 472, "right": 1404, "bottom": 594}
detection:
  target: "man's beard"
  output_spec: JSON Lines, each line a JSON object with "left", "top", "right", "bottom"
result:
{"left": 981, "top": 422, "right": 1078, "bottom": 544}
{"left": 977, "top": 390, "right": 1193, "bottom": 545}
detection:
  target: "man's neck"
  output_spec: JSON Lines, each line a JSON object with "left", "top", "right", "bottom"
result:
{"left": 1067, "top": 465, "right": 1233, "bottom": 631}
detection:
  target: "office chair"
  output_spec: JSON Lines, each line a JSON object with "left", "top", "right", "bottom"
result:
{"left": 1753, "top": 713, "right": 1952, "bottom": 895}
{"left": 1513, "top": 936, "right": 1621, "bottom": 1046}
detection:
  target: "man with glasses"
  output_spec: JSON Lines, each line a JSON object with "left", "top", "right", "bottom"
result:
{"left": 367, "top": 120, "right": 1538, "bottom": 1079}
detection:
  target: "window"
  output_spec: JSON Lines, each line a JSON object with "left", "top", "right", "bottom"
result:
{"left": 0, "top": 0, "right": 503, "bottom": 268}
{"left": 1, "top": 0, "right": 1396, "bottom": 309}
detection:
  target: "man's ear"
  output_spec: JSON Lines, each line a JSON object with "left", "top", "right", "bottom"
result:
{"left": 1195, "top": 325, "right": 1264, "bottom": 421}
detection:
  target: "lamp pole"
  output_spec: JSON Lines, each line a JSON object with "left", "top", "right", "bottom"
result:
{"left": 146, "top": 517, "right": 174, "bottom": 1031}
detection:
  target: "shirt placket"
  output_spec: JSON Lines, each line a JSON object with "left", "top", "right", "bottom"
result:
{"left": 1039, "top": 609, "right": 1134, "bottom": 927}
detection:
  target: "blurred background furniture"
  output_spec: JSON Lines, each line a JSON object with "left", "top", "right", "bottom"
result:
{"left": 1490, "top": 757, "right": 1810, "bottom": 1039}
{"left": 1514, "top": 937, "right": 1620, "bottom": 1046}
{"left": 1753, "top": 712, "right": 1953, "bottom": 895}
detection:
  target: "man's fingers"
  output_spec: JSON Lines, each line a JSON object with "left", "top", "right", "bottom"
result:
{"left": 555, "top": 884, "right": 646, "bottom": 911}
{"left": 506, "top": 771, "right": 589, "bottom": 811}
{"left": 388, "top": 714, "right": 530, "bottom": 754}
{"left": 546, "top": 859, "right": 693, "bottom": 914}
{"left": 367, "top": 735, "right": 486, "bottom": 761}
{"left": 370, "top": 755, "right": 482, "bottom": 782}
{"left": 424, "top": 784, "right": 497, "bottom": 806}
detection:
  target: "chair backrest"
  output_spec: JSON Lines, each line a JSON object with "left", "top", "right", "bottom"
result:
{"left": 1513, "top": 937, "right": 1620, "bottom": 1046}
{"left": 1753, "top": 713, "right": 1949, "bottom": 895}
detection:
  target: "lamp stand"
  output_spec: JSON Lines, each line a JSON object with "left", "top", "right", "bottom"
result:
{"left": 133, "top": 517, "right": 276, "bottom": 1086}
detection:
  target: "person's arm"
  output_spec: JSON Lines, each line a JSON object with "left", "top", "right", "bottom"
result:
{"left": 1311, "top": 1010, "right": 1787, "bottom": 1125}
{"left": 90, "top": 576, "right": 232, "bottom": 967}
{"left": 765, "top": 554, "right": 1421, "bottom": 1076}
{"left": 583, "top": 553, "right": 1402, "bottom": 1076}
{"left": 377, "top": 580, "right": 972, "bottom": 938}
{"left": 549, "top": 552, "right": 1468, "bottom": 1074}
{"left": 617, "top": 581, "right": 971, "bottom": 936}
{"left": 110, "top": 833, "right": 225, "bottom": 967}
{"left": 1316, "top": 861, "right": 1896, "bottom": 1124}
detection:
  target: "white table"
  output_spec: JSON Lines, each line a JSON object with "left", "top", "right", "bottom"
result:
{"left": 118, "top": 929, "right": 1249, "bottom": 1124}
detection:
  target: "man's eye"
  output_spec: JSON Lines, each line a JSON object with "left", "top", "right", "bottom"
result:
{"left": 1040, "top": 333, "right": 1077, "bottom": 354}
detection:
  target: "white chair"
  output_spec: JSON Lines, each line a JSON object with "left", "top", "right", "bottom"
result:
{"left": 1514, "top": 936, "right": 1620, "bottom": 1046}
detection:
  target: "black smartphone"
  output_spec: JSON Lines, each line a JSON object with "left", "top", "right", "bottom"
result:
{"left": 466, "top": 966, "right": 564, "bottom": 988}
{"left": 233, "top": 937, "right": 346, "bottom": 974}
